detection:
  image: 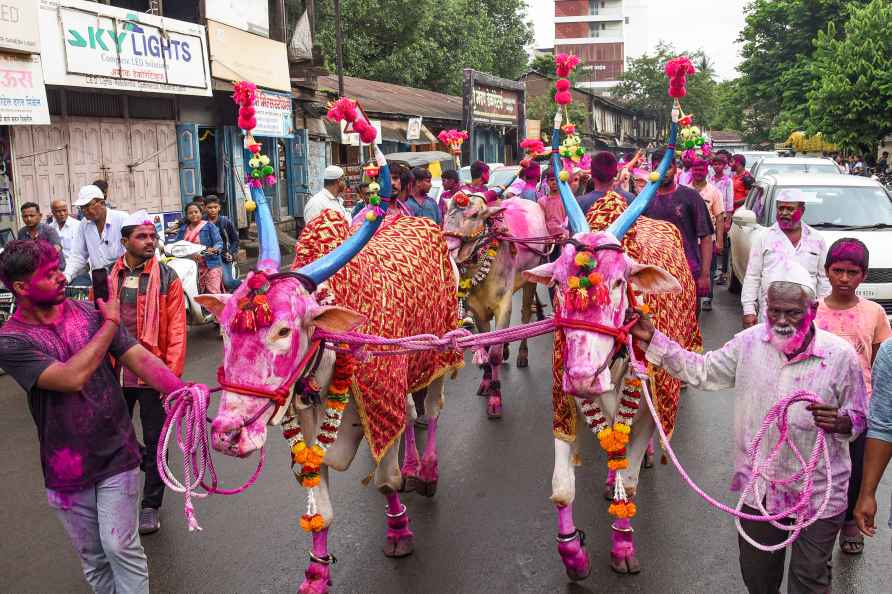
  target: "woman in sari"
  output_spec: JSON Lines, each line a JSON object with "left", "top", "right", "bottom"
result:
{"left": 175, "top": 201, "right": 225, "bottom": 294}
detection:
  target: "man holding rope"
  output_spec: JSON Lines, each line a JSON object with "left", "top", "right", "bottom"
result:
{"left": 0, "top": 240, "right": 188, "bottom": 594}
{"left": 628, "top": 260, "right": 867, "bottom": 594}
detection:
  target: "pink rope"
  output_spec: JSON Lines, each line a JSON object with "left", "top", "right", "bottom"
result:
{"left": 626, "top": 339, "right": 832, "bottom": 552}
{"left": 158, "top": 384, "right": 266, "bottom": 531}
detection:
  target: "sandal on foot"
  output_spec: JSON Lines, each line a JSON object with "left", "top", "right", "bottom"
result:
{"left": 839, "top": 527, "right": 864, "bottom": 555}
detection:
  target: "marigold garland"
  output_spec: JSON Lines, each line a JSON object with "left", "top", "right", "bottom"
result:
{"left": 283, "top": 349, "right": 356, "bottom": 532}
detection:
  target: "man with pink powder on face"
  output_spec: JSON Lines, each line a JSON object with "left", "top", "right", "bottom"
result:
{"left": 630, "top": 260, "right": 867, "bottom": 594}
{"left": 742, "top": 189, "right": 830, "bottom": 327}
{"left": 0, "top": 240, "right": 189, "bottom": 594}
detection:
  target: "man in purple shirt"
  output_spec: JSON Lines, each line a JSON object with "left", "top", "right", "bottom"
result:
{"left": 0, "top": 240, "right": 190, "bottom": 593}
{"left": 643, "top": 149, "right": 714, "bottom": 311}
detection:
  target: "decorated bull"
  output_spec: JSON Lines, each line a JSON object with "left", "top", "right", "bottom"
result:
{"left": 443, "top": 193, "right": 550, "bottom": 418}
{"left": 199, "top": 93, "right": 462, "bottom": 592}
{"left": 522, "top": 90, "right": 701, "bottom": 577}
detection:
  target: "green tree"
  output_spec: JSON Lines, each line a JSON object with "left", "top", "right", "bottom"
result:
{"left": 736, "top": 0, "right": 870, "bottom": 144}
{"left": 612, "top": 42, "right": 719, "bottom": 133}
{"left": 806, "top": 0, "right": 892, "bottom": 150}
{"left": 312, "top": 0, "right": 533, "bottom": 95}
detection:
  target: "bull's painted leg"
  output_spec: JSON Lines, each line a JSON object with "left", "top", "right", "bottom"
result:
{"left": 517, "top": 283, "right": 535, "bottom": 368}
{"left": 299, "top": 466, "right": 336, "bottom": 594}
{"left": 401, "top": 422, "right": 420, "bottom": 493}
{"left": 417, "top": 378, "right": 445, "bottom": 497}
{"left": 377, "top": 445, "right": 414, "bottom": 558}
{"left": 552, "top": 439, "right": 590, "bottom": 581}
{"left": 610, "top": 519, "right": 639, "bottom": 575}
{"left": 486, "top": 344, "right": 503, "bottom": 418}
{"left": 643, "top": 436, "right": 655, "bottom": 469}
{"left": 477, "top": 363, "right": 492, "bottom": 397}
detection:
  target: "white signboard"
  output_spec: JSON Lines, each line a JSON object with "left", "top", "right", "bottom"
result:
{"left": 38, "top": 0, "right": 212, "bottom": 96}
{"left": 253, "top": 88, "right": 293, "bottom": 138}
{"left": 0, "top": 0, "right": 40, "bottom": 53}
{"left": 406, "top": 117, "right": 422, "bottom": 141}
{"left": 340, "top": 119, "right": 382, "bottom": 146}
{"left": 0, "top": 53, "right": 50, "bottom": 125}
{"left": 204, "top": 0, "right": 269, "bottom": 37}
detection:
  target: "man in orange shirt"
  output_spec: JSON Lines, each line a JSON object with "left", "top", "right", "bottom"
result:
{"left": 731, "top": 154, "right": 755, "bottom": 209}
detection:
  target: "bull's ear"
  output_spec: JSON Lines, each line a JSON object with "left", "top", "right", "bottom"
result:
{"left": 628, "top": 261, "right": 682, "bottom": 294}
{"left": 522, "top": 261, "right": 556, "bottom": 285}
{"left": 309, "top": 305, "right": 366, "bottom": 333}
{"left": 196, "top": 294, "right": 231, "bottom": 318}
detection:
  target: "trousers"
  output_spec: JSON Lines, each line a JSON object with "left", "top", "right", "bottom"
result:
{"left": 738, "top": 505, "right": 844, "bottom": 594}
{"left": 47, "top": 468, "right": 149, "bottom": 594}
{"left": 123, "top": 387, "right": 166, "bottom": 509}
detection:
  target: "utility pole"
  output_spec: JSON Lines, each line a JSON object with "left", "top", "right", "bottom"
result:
{"left": 334, "top": 0, "right": 344, "bottom": 96}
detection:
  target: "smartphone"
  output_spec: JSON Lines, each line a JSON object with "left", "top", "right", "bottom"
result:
{"left": 91, "top": 268, "right": 109, "bottom": 309}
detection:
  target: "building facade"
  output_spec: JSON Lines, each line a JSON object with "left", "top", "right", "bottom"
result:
{"left": 553, "top": 0, "right": 649, "bottom": 95}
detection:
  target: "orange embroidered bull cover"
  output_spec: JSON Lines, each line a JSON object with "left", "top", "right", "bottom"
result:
{"left": 552, "top": 192, "right": 703, "bottom": 441}
{"left": 293, "top": 210, "right": 464, "bottom": 461}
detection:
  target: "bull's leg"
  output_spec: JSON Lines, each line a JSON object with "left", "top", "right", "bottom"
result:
{"left": 377, "top": 444, "right": 414, "bottom": 558}
{"left": 643, "top": 436, "right": 655, "bottom": 469}
{"left": 552, "top": 438, "right": 590, "bottom": 581}
{"left": 417, "top": 377, "right": 445, "bottom": 497}
{"left": 608, "top": 396, "right": 655, "bottom": 575}
{"left": 474, "top": 313, "right": 493, "bottom": 397}
{"left": 401, "top": 399, "right": 420, "bottom": 493}
{"left": 486, "top": 295, "right": 513, "bottom": 419}
{"left": 517, "top": 283, "right": 534, "bottom": 368}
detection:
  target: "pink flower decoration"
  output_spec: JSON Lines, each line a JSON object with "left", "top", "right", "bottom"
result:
{"left": 264, "top": 175, "right": 277, "bottom": 186}
{"left": 554, "top": 53, "right": 581, "bottom": 78}
{"left": 555, "top": 78, "right": 571, "bottom": 92}
{"left": 520, "top": 138, "right": 546, "bottom": 155}
{"left": 247, "top": 272, "right": 268, "bottom": 290}
{"left": 555, "top": 91, "right": 572, "bottom": 106}
{"left": 231, "top": 81, "right": 257, "bottom": 107}
{"left": 665, "top": 56, "right": 696, "bottom": 98}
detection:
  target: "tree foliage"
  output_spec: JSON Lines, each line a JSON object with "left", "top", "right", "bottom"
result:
{"left": 735, "top": 0, "right": 870, "bottom": 144}
{"left": 612, "top": 42, "right": 720, "bottom": 132}
{"left": 806, "top": 0, "right": 892, "bottom": 150}
{"left": 312, "top": 0, "right": 533, "bottom": 96}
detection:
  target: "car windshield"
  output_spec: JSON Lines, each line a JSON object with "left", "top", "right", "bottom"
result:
{"left": 769, "top": 186, "right": 892, "bottom": 227}
{"left": 756, "top": 163, "right": 840, "bottom": 176}
{"left": 488, "top": 169, "right": 519, "bottom": 188}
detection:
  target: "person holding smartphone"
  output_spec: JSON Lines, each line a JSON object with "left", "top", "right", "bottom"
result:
{"left": 0, "top": 239, "right": 192, "bottom": 593}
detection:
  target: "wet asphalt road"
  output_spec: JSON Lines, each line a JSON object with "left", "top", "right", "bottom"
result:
{"left": 1, "top": 287, "right": 890, "bottom": 593}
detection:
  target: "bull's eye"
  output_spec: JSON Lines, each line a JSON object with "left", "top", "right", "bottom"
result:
{"left": 277, "top": 327, "right": 291, "bottom": 338}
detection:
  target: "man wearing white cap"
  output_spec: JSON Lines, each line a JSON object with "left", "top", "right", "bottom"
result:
{"left": 742, "top": 188, "right": 830, "bottom": 327}
{"left": 629, "top": 259, "right": 867, "bottom": 594}
{"left": 303, "top": 165, "right": 348, "bottom": 224}
{"left": 64, "top": 184, "right": 129, "bottom": 281}
{"left": 108, "top": 211, "right": 186, "bottom": 535}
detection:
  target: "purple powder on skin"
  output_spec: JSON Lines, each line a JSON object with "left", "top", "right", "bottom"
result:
{"left": 826, "top": 240, "right": 868, "bottom": 272}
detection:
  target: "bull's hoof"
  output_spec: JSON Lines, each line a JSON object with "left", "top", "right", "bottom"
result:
{"left": 516, "top": 352, "right": 529, "bottom": 368}
{"left": 383, "top": 534, "right": 415, "bottom": 558}
{"left": 415, "top": 479, "right": 438, "bottom": 498}
{"left": 477, "top": 380, "right": 490, "bottom": 397}
{"left": 401, "top": 475, "right": 417, "bottom": 493}
{"left": 610, "top": 552, "right": 641, "bottom": 574}
{"left": 486, "top": 395, "right": 503, "bottom": 419}
{"left": 566, "top": 562, "right": 591, "bottom": 582}
{"left": 557, "top": 531, "right": 591, "bottom": 582}
{"left": 642, "top": 452, "right": 655, "bottom": 469}
{"left": 298, "top": 562, "right": 332, "bottom": 594}
{"left": 502, "top": 344, "right": 510, "bottom": 362}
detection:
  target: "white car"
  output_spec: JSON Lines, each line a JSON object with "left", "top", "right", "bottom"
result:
{"left": 737, "top": 151, "right": 779, "bottom": 170}
{"left": 750, "top": 157, "right": 842, "bottom": 179}
{"left": 729, "top": 174, "right": 892, "bottom": 317}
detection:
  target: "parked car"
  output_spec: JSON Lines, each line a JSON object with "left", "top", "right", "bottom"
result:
{"left": 729, "top": 173, "right": 892, "bottom": 316}
{"left": 750, "top": 157, "right": 842, "bottom": 179}
{"left": 737, "top": 151, "right": 779, "bottom": 170}
{"left": 458, "top": 162, "right": 505, "bottom": 183}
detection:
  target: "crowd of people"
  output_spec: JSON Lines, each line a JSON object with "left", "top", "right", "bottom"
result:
{"left": 1, "top": 143, "right": 891, "bottom": 593}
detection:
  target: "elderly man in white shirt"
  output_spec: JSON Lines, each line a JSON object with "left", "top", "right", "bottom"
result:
{"left": 631, "top": 261, "right": 866, "bottom": 594}
{"left": 742, "top": 189, "right": 830, "bottom": 327}
{"left": 49, "top": 199, "right": 81, "bottom": 263}
{"left": 303, "top": 165, "right": 348, "bottom": 224}
{"left": 63, "top": 184, "right": 129, "bottom": 281}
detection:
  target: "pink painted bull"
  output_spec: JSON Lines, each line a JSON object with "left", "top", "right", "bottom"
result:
{"left": 199, "top": 149, "right": 462, "bottom": 593}
{"left": 444, "top": 194, "right": 549, "bottom": 417}
{"left": 520, "top": 114, "right": 688, "bottom": 578}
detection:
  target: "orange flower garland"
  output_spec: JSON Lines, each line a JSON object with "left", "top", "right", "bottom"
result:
{"left": 282, "top": 349, "right": 356, "bottom": 532}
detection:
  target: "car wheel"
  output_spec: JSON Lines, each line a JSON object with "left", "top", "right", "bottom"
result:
{"left": 729, "top": 270, "right": 742, "bottom": 295}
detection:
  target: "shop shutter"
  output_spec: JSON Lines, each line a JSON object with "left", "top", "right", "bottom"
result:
{"left": 176, "top": 123, "right": 202, "bottom": 204}
{"left": 286, "top": 129, "right": 309, "bottom": 215}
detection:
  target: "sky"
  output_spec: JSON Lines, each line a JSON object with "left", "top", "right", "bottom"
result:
{"left": 527, "top": 0, "right": 747, "bottom": 81}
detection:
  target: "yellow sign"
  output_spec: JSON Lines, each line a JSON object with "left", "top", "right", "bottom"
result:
{"left": 428, "top": 160, "right": 442, "bottom": 179}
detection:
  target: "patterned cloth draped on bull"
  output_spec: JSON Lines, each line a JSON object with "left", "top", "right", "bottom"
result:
{"left": 552, "top": 192, "right": 702, "bottom": 442}
{"left": 291, "top": 210, "right": 464, "bottom": 461}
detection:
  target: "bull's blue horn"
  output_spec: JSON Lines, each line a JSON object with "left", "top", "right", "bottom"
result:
{"left": 295, "top": 163, "right": 393, "bottom": 288}
{"left": 254, "top": 185, "right": 281, "bottom": 274}
{"left": 607, "top": 122, "right": 679, "bottom": 239}
{"left": 552, "top": 127, "right": 590, "bottom": 235}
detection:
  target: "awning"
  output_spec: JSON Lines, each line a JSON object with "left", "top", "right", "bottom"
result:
{"left": 379, "top": 120, "right": 437, "bottom": 145}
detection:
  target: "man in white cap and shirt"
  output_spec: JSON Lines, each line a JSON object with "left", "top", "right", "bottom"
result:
{"left": 742, "top": 188, "right": 830, "bottom": 327}
{"left": 629, "top": 259, "right": 867, "bottom": 594}
{"left": 64, "top": 184, "right": 129, "bottom": 281}
{"left": 303, "top": 165, "right": 348, "bottom": 224}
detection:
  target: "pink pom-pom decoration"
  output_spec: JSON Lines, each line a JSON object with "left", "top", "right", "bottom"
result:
{"left": 239, "top": 106, "right": 256, "bottom": 118}
{"left": 520, "top": 138, "right": 546, "bottom": 156}
{"left": 554, "top": 53, "right": 581, "bottom": 78}
{"left": 554, "top": 91, "right": 572, "bottom": 106}
{"left": 555, "top": 78, "right": 571, "bottom": 92}
{"left": 359, "top": 128, "right": 377, "bottom": 144}
{"left": 665, "top": 56, "right": 696, "bottom": 99}
{"left": 264, "top": 175, "right": 277, "bottom": 186}
{"left": 326, "top": 108, "right": 342, "bottom": 122}
{"left": 247, "top": 178, "right": 262, "bottom": 189}
{"left": 248, "top": 143, "right": 262, "bottom": 154}
{"left": 353, "top": 119, "right": 369, "bottom": 134}
{"left": 332, "top": 98, "right": 357, "bottom": 122}
{"left": 231, "top": 81, "right": 257, "bottom": 107}
{"left": 237, "top": 117, "right": 257, "bottom": 131}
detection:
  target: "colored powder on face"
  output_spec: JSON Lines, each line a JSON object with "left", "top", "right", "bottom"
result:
{"left": 48, "top": 448, "right": 83, "bottom": 482}
{"left": 827, "top": 241, "right": 868, "bottom": 272}
{"left": 26, "top": 257, "right": 65, "bottom": 304}
{"left": 778, "top": 207, "right": 803, "bottom": 230}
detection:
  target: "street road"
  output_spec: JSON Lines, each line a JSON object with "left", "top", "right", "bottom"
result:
{"left": 1, "top": 287, "right": 889, "bottom": 593}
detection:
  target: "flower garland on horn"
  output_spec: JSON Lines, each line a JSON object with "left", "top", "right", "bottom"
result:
{"left": 282, "top": 350, "right": 357, "bottom": 533}
{"left": 232, "top": 81, "right": 276, "bottom": 214}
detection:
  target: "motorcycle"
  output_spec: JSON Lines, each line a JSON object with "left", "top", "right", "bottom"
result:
{"left": 161, "top": 240, "right": 219, "bottom": 326}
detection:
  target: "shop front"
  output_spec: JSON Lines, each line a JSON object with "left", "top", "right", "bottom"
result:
{"left": 462, "top": 70, "right": 526, "bottom": 166}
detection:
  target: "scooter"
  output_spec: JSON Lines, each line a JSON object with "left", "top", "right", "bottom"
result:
{"left": 161, "top": 240, "right": 217, "bottom": 325}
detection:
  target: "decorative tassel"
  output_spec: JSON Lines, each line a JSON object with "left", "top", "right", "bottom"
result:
{"left": 255, "top": 302, "right": 273, "bottom": 327}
